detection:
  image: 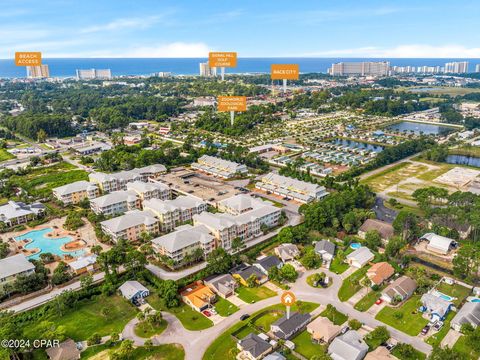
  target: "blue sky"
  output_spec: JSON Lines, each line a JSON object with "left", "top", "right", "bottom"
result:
{"left": 1, "top": 0, "right": 479, "bottom": 58}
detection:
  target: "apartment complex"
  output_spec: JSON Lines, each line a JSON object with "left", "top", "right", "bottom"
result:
{"left": 53, "top": 180, "right": 100, "bottom": 205}
{"left": 191, "top": 155, "right": 248, "bottom": 178}
{"left": 0, "top": 201, "right": 46, "bottom": 227}
{"left": 143, "top": 195, "right": 207, "bottom": 231}
{"left": 199, "top": 62, "right": 217, "bottom": 77}
{"left": 26, "top": 64, "right": 50, "bottom": 78}
{"left": 0, "top": 254, "right": 35, "bottom": 291}
{"left": 126, "top": 181, "right": 171, "bottom": 201}
{"left": 445, "top": 61, "right": 469, "bottom": 74}
{"left": 152, "top": 224, "right": 215, "bottom": 265}
{"left": 76, "top": 68, "right": 112, "bottom": 80}
{"left": 328, "top": 61, "right": 390, "bottom": 76}
{"left": 100, "top": 210, "right": 159, "bottom": 242}
{"left": 89, "top": 164, "right": 167, "bottom": 193}
{"left": 90, "top": 190, "right": 141, "bottom": 216}
{"left": 476, "top": 64, "right": 480, "bottom": 73}
{"left": 256, "top": 172, "right": 328, "bottom": 203}
{"left": 218, "top": 194, "right": 274, "bottom": 215}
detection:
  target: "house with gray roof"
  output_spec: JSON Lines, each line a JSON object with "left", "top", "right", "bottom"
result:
{"left": 270, "top": 312, "right": 311, "bottom": 339}
{"left": 315, "top": 239, "right": 336, "bottom": 267}
{"left": 381, "top": 276, "right": 417, "bottom": 304}
{"left": 231, "top": 264, "right": 268, "bottom": 286}
{"left": 328, "top": 330, "right": 368, "bottom": 360}
{"left": 0, "top": 201, "right": 46, "bottom": 227}
{"left": 264, "top": 353, "right": 286, "bottom": 360}
{"left": 451, "top": 302, "right": 480, "bottom": 331}
{"left": 204, "top": 273, "right": 238, "bottom": 298}
{"left": 118, "top": 280, "right": 149, "bottom": 302}
{"left": 346, "top": 247, "right": 374, "bottom": 268}
{"left": 0, "top": 254, "right": 35, "bottom": 291}
{"left": 237, "top": 333, "right": 272, "bottom": 360}
{"left": 274, "top": 243, "right": 299, "bottom": 263}
{"left": 420, "top": 292, "right": 453, "bottom": 322}
{"left": 254, "top": 255, "right": 283, "bottom": 275}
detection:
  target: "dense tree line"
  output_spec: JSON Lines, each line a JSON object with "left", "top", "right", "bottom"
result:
{"left": 2, "top": 112, "right": 75, "bottom": 138}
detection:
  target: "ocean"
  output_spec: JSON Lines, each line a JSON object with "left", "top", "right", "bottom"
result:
{"left": 1, "top": 57, "right": 479, "bottom": 78}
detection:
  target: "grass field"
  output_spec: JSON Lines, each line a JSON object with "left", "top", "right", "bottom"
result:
{"left": 450, "top": 146, "right": 480, "bottom": 158}
{"left": 436, "top": 282, "right": 472, "bottom": 307}
{"left": 84, "top": 344, "right": 185, "bottom": 360}
{"left": 320, "top": 306, "right": 348, "bottom": 325}
{"left": 354, "top": 289, "right": 381, "bottom": 312}
{"left": 402, "top": 86, "right": 480, "bottom": 96}
{"left": 375, "top": 296, "right": 429, "bottom": 336}
{"left": 338, "top": 267, "right": 368, "bottom": 302}
{"left": 214, "top": 297, "right": 239, "bottom": 317}
{"left": 392, "top": 345, "right": 426, "bottom": 360}
{"left": 0, "top": 148, "right": 15, "bottom": 161}
{"left": 330, "top": 256, "right": 350, "bottom": 274}
{"left": 235, "top": 285, "right": 277, "bottom": 303}
{"left": 25, "top": 295, "right": 138, "bottom": 341}
{"left": 291, "top": 330, "right": 329, "bottom": 359}
{"left": 453, "top": 334, "right": 480, "bottom": 360}
{"left": 134, "top": 319, "right": 168, "bottom": 338}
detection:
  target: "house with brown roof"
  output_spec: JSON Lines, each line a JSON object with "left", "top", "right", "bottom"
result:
{"left": 365, "top": 346, "right": 398, "bottom": 360}
{"left": 367, "top": 262, "right": 395, "bottom": 286}
{"left": 358, "top": 219, "right": 394, "bottom": 242}
{"left": 46, "top": 339, "right": 80, "bottom": 360}
{"left": 307, "top": 316, "right": 342, "bottom": 344}
{"left": 180, "top": 281, "right": 216, "bottom": 312}
{"left": 381, "top": 276, "right": 417, "bottom": 304}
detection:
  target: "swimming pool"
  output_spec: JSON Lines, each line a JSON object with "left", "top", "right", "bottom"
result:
{"left": 14, "top": 228, "right": 85, "bottom": 260}
{"left": 432, "top": 290, "right": 455, "bottom": 302}
{"left": 350, "top": 243, "right": 362, "bottom": 250}
{"left": 468, "top": 297, "right": 480, "bottom": 303}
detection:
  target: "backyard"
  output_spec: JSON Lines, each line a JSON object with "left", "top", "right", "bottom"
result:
{"left": 235, "top": 285, "right": 277, "bottom": 303}
{"left": 436, "top": 282, "right": 471, "bottom": 307}
{"left": 214, "top": 297, "right": 240, "bottom": 317}
{"left": 354, "top": 289, "right": 381, "bottom": 312}
{"left": 453, "top": 334, "right": 480, "bottom": 360}
{"left": 338, "top": 267, "right": 369, "bottom": 302}
{"left": 291, "top": 330, "right": 329, "bottom": 359}
{"left": 320, "top": 305, "right": 348, "bottom": 325}
{"left": 375, "top": 296, "right": 429, "bottom": 336}
{"left": 81, "top": 343, "right": 185, "bottom": 360}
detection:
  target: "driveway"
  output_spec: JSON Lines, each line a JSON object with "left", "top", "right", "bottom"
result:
{"left": 347, "top": 287, "right": 369, "bottom": 306}
{"left": 440, "top": 329, "right": 462, "bottom": 348}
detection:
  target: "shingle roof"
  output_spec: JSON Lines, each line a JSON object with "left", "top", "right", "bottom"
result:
{"left": 367, "top": 262, "right": 395, "bottom": 285}
{"left": 315, "top": 240, "right": 336, "bottom": 256}
{"left": 118, "top": 281, "right": 149, "bottom": 300}
{"left": 346, "top": 247, "right": 374, "bottom": 265}
{"left": 452, "top": 302, "right": 480, "bottom": 328}
{"left": 359, "top": 219, "right": 394, "bottom": 240}
{"left": 233, "top": 265, "right": 265, "bottom": 281}
{"left": 45, "top": 339, "right": 80, "bottom": 360}
{"left": 271, "top": 312, "right": 311, "bottom": 339}
{"left": 53, "top": 180, "right": 97, "bottom": 196}
{"left": 328, "top": 330, "right": 368, "bottom": 360}
{"left": 255, "top": 255, "right": 282, "bottom": 272}
{"left": 238, "top": 333, "right": 272, "bottom": 358}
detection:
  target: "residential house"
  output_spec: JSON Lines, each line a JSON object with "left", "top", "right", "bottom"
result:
{"left": 151, "top": 224, "right": 215, "bottom": 265}
{"left": 100, "top": 210, "right": 159, "bottom": 242}
{"left": 68, "top": 254, "right": 98, "bottom": 275}
{"left": 118, "top": 281, "right": 150, "bottom": 302}
{"left": 358, "top": 219, "right": 394, "bottom": 243}
{"left": 381, "top": 276, "right": 417, "bottom": 304}
{"left": 0, "top": 254, "right": 35, "bottom": 291}
{"left": 0, "top": 201, "right": 45, "bottom": 227}
{"left": 420, "top": 293, "right": 453, "bottom": 322}
{"left": 274, "top": 243, "right": 299, "bottom": 263}
{"left": 126, "top": 180, "right": 171, "bottom": 201}
{"left": 204, "top": 273, "right": 238, "bottom": 298}
{"left": 254, "top": 255, "right": 283, "bottom": 275}
{"left": 52, "top": 181, "right": 99, "bottom": 205}
{"left": 90, "top": 190, "right": 141, "bottom": 216}
{"left": 364, "top": 346, "right": 397, "bottom": 360}
{"left": 237, "top": 333, "right": 273, "bottom": 360}
{"left": 180, "top": 281, "right": 216, "bottom": 312}
{"left": 191, "top": 155, "right": 248, "bottom": 179}
{"left": 270, "top": 312, "right": 311, "bottom": 339}
{"left": 346, "top": 247, "right": 374, "bottom": 268}
{"left": 46, "top": 338, "right": 80, "bottom": 360}
{"left": 306, "top": 316, "right": 342, "bottom": 344}
{"left": 144, "top": 195, "right": 207, "bottom": 232}
{"left": 231, "top": 264, "right": 268, "bottom": 286}
{"left": 315, "top": 240, "right": 336, "bottom": 267}
{"left": 263, "top": 353, "right": 286, "bottom": 360}
{"left": 366, "top": 262, "right": 395, "bottom": 286}
{"left": 451, "top": 302, "right": 480, "bottom": 331}
{"left": 328, "top": 330, "right": 368, "bottom": 360}
{"left": 421, "top": 233, "right": 455, "bottom": 255}
{"left": 255, "top": 172, "right": 329, "bottom": 203}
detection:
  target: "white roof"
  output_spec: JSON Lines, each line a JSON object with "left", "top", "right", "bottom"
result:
{"left": 346, "top": 247, "right": 375, "bottom": 265}
{"left": 195, "top": 155, "right": 246, "bottom": 172}
{"left": 328, "top": 330, "right": 368, "bottom": 360}
{"left": 422, "top": 233, "right": 454, "bottom": 252}
{"left": 100, "top": 210, "right": 157, "bottom": 232}
{"left": 258, "top": 172, "right": 327, "bottom": 199}
{"left": 118, "top": 280, "right": 149, "bottom": 299}
{"left": 89, "top": 164, "right": 166, "bottom": 184}
{"left": 218, "top": 194, "right": 272, "bottom": 214}
{"left": 152, "top": 224, "right": 214, "bottom": 252}
{"left": 0, "top": 254, "right": 35, "bottom": 279}
{"left": 126, "top": 180, "right": 169, "bottom": 193}
{"left": 143, "top": 195, "right": 206, "bottom": 214}
{"left": 53, "top": 181, "right": 98, "bottom": 196}
{"left": 0, "top": 201, "right": 45, "bottom": 221}
{"left": 91, "top": 190, "right": 138, "bottom": 208}
{"left": 68, "top": 254, "right": 98, "bottom": 271}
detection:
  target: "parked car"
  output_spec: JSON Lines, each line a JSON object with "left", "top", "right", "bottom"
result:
{"left": 375, "top": 299, "right": 383, "bottom": 305}
{"left": 433, "top": 321, "right": 444, "bottom": 331}
{"left": 340, "top": 326, "right": 350, "bottom": 335}
{"left": 210, "top": 308, "right": 217, "bottom": 315}
{"left": 385, "top": 342, "right": 396, "bottom": 351}
{"left": 240, "top": 314, "right": 250, "bottom": 321}
{"left": 421, "top": 325, "right": 430, "bottom": 335}
{"left": 202, "top": 310, "right": 212, "bottom": 317}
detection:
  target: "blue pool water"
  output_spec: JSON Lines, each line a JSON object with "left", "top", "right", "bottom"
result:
{"left": 470, "top": 298, "right": 480, "bottom": 303}
{"left": 439, "top": 293, "right": 454, "bottom": 302}
{"left": 350, "top": 243, "right": 362, "bottom": 250}
{"left": 14, "top": 228, "right": 85, "bottom": 260}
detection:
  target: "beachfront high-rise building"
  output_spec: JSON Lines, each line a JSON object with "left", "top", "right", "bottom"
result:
{"left": 444, "top": 61, "right": 469, "bottom": 74}
{"left": 26, "top": 65, "right": 50, "bottom": 78}
{"left": 199, "top": 62, "right": 217, "bottom": 77}
{"left": 476, "top": 64, "right": 480, "bottom": 73}
{"left": 76, "top": 69, "right": 112, "bottom": 80}
{"left": 328, "top": 61, "right": 390, "bottom": 76}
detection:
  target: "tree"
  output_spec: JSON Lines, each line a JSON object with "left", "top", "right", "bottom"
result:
{"left": 37, "top": 320, "right": 66, "bottom": 342}
{"left": 428, "top": 346, "right": 463, "bottom": 360}
{"left": 51, "top": 261, "right": 72, "bottom": 285}
{"left": 63, "top": 211, "right": 84, "bottom": 231}
{"left": 36, "top": 129, "right": 47, "bottom": 143}
{"left": 393, "top": 211, "right": 421, "bottom": 242}
{"left": 246, "top": 274, "right": 258, "bottom": 288}
{"left": 364, "top": 230, "right": 382, "bottom": 251}
{"left": 348, "top": 319, "right": 362, "bottom": 330}
{"left": 394, "top": 343, "right": 418, "bottom": 359}
{"left": 268, "top": 266, "right": 282, "bottom": 282}
{"left": 385, "top": 236, "right": 406, "bottom": 258}
{"left": 280, "top": 264, "right": 298, "bottom": 282}
{"left": 125, "top": 250, "right": 147, "bottom": 276}
{"left": 364, "top": 326, "right": 390, "bottom": 350}
{"left": 206, "top": 248, "right": 233, "bottom": 275}
{"left": 453, "top": 244, "right": 480, "bottom": 281}
{"left": 87, "top": 333, "right": 102, "bottom": 346}
{"left": 80, "top": 274, "right": 93, "bottom": 290}
{"left": 300, "top": 248, "right": 322, "bottom": 269}
{"left": 0, "top": 240, "right": 10, "bottom": 259}
{"left": 157, "top": 280, "right": 179, "bottom": 308}
{"left": 91, "top": 245, "right": 103, "bottom": 255}
{"left": 232, "top": 237, "right": 243, "bottom": 252}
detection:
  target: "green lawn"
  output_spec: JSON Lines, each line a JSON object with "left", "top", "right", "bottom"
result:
{"left": 453, "top": 335, "right": 480, "bottom": 360}
{"left": 0, "top": 148, "right": 15, "bottom": 161}
{"left": 338, "top": 267, "right": 368, "bottom": 302}
{"left": 375, "top": 296, "right": 429, "bottom": 336}
{"left": 148, "top": 294, "right": 213, "bottom": 331}
{"left": 80, "top": 343, "right": 118, "bottom": 359}
{"left": 330, "top": 257, "right": 349, "bottom": 274}
{"left": 436, "top": 282, "right": 472, "bottom": 307}
{"left": 291, "top": 330, "right": 328, "bottom": 359}
{"left": 320, "top": 306, "right": 348, "bottom": 325}
{"left": 214, "top": 297, "right": 239, "bottom": 317}
{"left": 354, "top": 289, "right": 381, "bottom": 312}
{"left": 134, "top": 319, "right": 168, "bottom": 338}
{"left": 24, "top": 295, "right": 137, "bottom": 341}
{"left": 426, "top": 311, "right": 454, "bottom": 347}
{"left": 235, "top": 285, "right": 277, "bottom": 303}
{"left": 254, "top": 310, "right": 284, "bottom": 332}
{"left": 392, "top": 346, "right": 426, "bottom": 360}
{"left": 82, "top": 344, "right": 185, "bottom": 360}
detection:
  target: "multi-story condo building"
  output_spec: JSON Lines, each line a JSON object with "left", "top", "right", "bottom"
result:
{"left": 100, "top": 210, "right": 159, "bottom": 242}
{"left": 143, "top": 195, "right": 207, "bottom": 231}
{"left": 0, "top": 254, "right": 35, "bottom": 292}
{"left": 0, "top": 201, "right": 46, "bottom": 227}
{"left": 444, "top": 61, "right": 469, "bottom": 74}
{"left": 26, "top": 64, "right": 50, "bottom": 78}
{"left": 152, "top": 224, "right": 215, "bottom": 265}
{"left": 90, "top": 191, "right": 141, "bottom": 216}
{"left": 218, "top": 194, "right": 274, "bottom": 215}
{"left": 76, "top": 69, "right": 112, "bottom": 80}
{"left": 126, "top": 181, "right": 171, "bottom": 201}
{"left": 191, "top": 155, "right": 248, "bottom": 179}
{"left": 199, "top": 62, "right": 217, "bottom": 77}
{"left": 53, "top": 180, "right": 100, "bottom": 205}
{"left": 255, "top": 172, "right": 328, "bottom": 203}
{"left": 328, "top": 61, "right": 390, "bottom": 76}
{"left": 476, "top": 64, "right": 480, "bottom": 73}
{"left": 89, "top": 164, "right": 167, "bottom": 193}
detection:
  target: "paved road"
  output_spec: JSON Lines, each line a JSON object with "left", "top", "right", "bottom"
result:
{"left": 372, "top": 196, "right": 398, "bottom": 224}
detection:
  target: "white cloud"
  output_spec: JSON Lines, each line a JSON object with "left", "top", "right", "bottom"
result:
{"left": 81, "top": 16, "right": 163, "bottom": 34}
{"left": 301, "top": 44, "right": 480, "bottom": 58}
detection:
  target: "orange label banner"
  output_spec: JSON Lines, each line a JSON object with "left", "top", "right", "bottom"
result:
{"left": 271, "top": 64, "right": 299, "bottom": 80}
{"left": 15, "top": 52, "right": 42, "bottom": 66}
{"left": 218, "top": 96, "right": 247, "bottom": 112}
{"left": 281, "top": 291, "right": 297, "bottom": 306}
{"left": 209, "top": 52, "right": 237, "bottom": 68}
